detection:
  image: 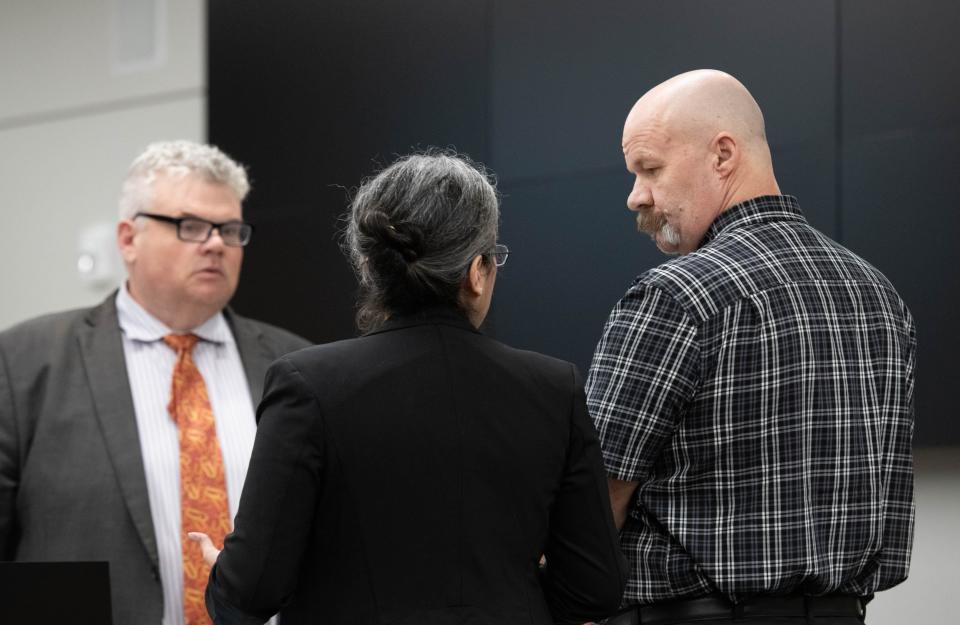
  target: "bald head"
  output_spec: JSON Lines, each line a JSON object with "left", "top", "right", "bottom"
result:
{"left": 621, "top": 70, "right": 780, "bottom": 255}
{"left": 624, "top": 70, "right": 769, "bottom": 160}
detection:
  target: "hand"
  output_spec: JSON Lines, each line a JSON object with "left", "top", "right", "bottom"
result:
{"left": 187, "top": 531, "right": 221, "bottom": 567}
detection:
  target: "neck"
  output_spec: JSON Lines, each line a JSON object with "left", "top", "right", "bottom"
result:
{"left": 126, "top": 283, "right": 218, "bottom": 331}
{"left": 719, "top": 166, "right": 780, "bottom": 213}
{"left": 467, "top": 308, "right": 486, "bottom": 329}
{"left": 457, "top": 292, "right": 487, "bottom": 329}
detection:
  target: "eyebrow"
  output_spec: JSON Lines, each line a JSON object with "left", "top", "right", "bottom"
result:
{"left": 624, "top": 150, "right": 661, "bottom": 171}
{"left": 177, "top": 212, "right": 243, "bottom": 223}
{"left": 623, "top": 140, "right": 655, "bottom": 158}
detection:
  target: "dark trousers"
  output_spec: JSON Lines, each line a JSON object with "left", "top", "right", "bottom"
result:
{"left": 619, "top": 619, "right": 863, "bottom": 625}
{"left": 605, "top": 593, "right": 867, "bottom": 625}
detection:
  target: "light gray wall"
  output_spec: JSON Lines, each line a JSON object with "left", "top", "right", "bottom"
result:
{"left": 0, "top": 0, "right": 204, "bottom": 330}
{"left": 870, "top": 447, "right": 959, "bottom": 624}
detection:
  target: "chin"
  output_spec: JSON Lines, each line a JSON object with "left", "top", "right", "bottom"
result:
{"left": 653, "top": 235, "right": 681, "bottom": 256}
{"left": 189, "top": 286, "right": 234, "bottom": 309}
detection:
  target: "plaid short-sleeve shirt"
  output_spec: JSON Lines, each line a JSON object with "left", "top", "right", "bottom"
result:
{"left": 586, "top": 195, "right": 916, "bottom": 605}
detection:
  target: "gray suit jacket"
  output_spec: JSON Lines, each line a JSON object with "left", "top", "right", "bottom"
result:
{"left": 0, "top": 294, "right": 310, "bottom": 624}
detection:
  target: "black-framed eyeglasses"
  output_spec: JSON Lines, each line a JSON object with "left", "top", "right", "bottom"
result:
{"left": 490, "top": 243, "right": 509, "bottom": 267}
{"left": 133, "top": 212, "right": 253, "bottom": 247}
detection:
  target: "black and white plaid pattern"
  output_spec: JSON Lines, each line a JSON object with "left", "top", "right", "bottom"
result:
{"left": 587, "top": 195, "right": 916, "bottom": 605}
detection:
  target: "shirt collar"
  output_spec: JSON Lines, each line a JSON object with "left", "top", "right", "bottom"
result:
{"left": 115, "top": 282, "right": 232, "bottom": 345}
{"left": 700, "top": 195, "right": 806, "bottom": 248}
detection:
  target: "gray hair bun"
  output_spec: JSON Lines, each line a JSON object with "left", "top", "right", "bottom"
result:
{"left": 358, "top": 211, "right": 424, "bottom": 264}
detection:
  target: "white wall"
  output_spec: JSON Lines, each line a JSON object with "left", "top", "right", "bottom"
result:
{"left": 0, "top": 0, "right": 204, "bottom": 330}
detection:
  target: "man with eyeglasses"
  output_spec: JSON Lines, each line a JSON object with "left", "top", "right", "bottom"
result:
{"left": 0, "top": 141, "right": 309, "bottom": 625}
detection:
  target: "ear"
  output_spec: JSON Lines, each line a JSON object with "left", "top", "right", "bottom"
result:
{"left": 117, "top": 219, "right": 138, "bottom": 264}
{"left": 462, "top": 254, "right": 489, "bottom": 298}
{"left": 712, "top": 132, "right": 738, "bottom": 179}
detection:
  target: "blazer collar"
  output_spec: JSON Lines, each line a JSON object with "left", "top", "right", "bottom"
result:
{"left": 75, "top": 295, "right": 277, "bottom": 572}
{"left": 364, "top": 306, "right": 481, "bottom": 337}
{"left": 78, "top": 293, "right": 160, "bottom": 570}
{"left": 111, "top": 285, "right": 271, "bottom": 402}
{"left": 223, "top": 307, "right": 273, "bottom": 403}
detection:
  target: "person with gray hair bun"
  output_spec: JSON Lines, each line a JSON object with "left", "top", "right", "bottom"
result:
{"left": 190, "top": 151, "right": 628, "bottom": 625}
{"left": 346, "top": 152, "right": 501, "bottom": 331}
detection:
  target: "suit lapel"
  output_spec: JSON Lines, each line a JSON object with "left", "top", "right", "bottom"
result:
{"left": 77, "top": 296, "right": 159, "bottom": 569}
{"left": 226, "top": 310, "right": 272, "bottom": 404}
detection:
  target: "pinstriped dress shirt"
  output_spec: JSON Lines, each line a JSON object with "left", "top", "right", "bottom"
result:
{"left": 116, "top": 285, "right": 258, "bottom": 625}
{"left": 587, "top": 195, "right": 916, "bottom": 605}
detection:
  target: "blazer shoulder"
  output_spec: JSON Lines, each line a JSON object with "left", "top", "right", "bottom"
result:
{"left": 0, "top": 305, "right": 102, "bottom": 354}
{"left": 227, "top": 312, "right": 311, "bottom": 355}
{"left": 282, "top": 327, "right": 578, "bottom": 383}
{"left": 472, "top": 333, "right": 581, "bottom": 394}
{"left": 493, "top": 338, "right": 574, "bottom": 374}
{"left": 279, "top": 334, "right": 361, "bottom": 370}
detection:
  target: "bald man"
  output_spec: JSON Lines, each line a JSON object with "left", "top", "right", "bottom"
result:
{"left": 586, "top": 70, "right": 916, "bottom": 625}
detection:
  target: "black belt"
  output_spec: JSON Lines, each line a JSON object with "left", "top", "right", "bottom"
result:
{"left": 606, "top": 592, "right": 868, "bottom": 625}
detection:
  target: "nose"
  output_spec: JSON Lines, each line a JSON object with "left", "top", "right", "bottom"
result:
{"left": 627, "top": 176, "right": 652, "bottom": 212}
{"left": 200, "top": 227, "right": 226, "bottom": 253}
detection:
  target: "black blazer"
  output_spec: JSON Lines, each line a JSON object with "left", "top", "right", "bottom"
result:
{"left": 207, "top": 308, "right": 627, "bottom": 625}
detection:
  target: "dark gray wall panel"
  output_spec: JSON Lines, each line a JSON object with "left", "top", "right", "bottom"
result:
{"left": 843, "top": 129, "right": 960, "bottom": 446}
{"left": 210, "top": 0, "right": 956, "bottom": 444}
{"left": 842, "top": 1, "right": 960, "bottom": 139}
{"left": 772, "top": 143, "right": 837, "bottom": 238}
{"left": 490, "top": 0, "right": 836, "bottom": 181}
{"left": 841, "top": 1, "right": 960, "bottom": 445}
{"left": 494, "top": 171, "right": 665, "bottom": 371}
{"left": 209, "top": 0, "right": 490, "bottom": 344}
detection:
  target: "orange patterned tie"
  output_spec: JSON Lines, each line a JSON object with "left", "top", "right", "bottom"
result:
{"left": 164, "top": 333, "right": 231, "bottom": 625}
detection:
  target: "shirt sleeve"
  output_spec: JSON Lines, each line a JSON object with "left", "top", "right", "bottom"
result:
{"left": 874, "top": 309, "right": 917, "bottom": 587}
{"left": 586, "top": 284, "right": 700, "bottom": 482}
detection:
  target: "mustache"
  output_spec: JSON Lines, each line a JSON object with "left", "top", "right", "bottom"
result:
{"left": 635, "top": 209, "right": 666, "bottom": 235}
{"left": 636, "top": 210, "right": 681, "bottom": 246}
